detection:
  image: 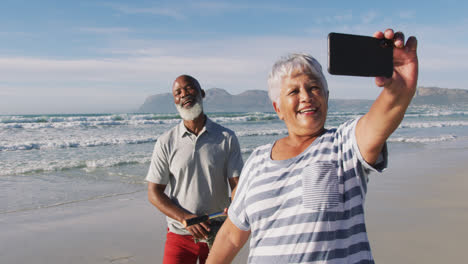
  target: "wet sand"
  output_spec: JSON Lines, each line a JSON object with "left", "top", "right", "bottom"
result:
{"left": 366, "top": 144, "right": 468, "bottom": 263}
{"left": 0, "top": 190, "right": 249, "bottom": 264}
{"left": 1, "top": 143, "right": 467, "bottom": 263}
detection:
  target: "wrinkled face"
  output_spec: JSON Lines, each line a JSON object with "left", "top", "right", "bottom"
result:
{"left": 172, "top": 77, "right": 202, "bottom": 108}
{"left": 273, "top": 70, "right": 328, "bottom": 137}
{"left": 172, "top": 76, "right": 204, "bottom": 121}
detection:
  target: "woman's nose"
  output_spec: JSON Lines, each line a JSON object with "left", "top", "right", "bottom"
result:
{"left": 299, "top": 89, "right": 313, "bottom": 102}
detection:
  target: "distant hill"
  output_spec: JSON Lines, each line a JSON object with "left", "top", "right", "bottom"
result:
{"left": 137, "top": 86, "right": 467, "bottom": 113}
{"left": 137, "top": 88, "right": 273, "bottom": 113}
{"left": 203, "top": 88, "right": 273, "bottom": 112}
{"left": 138, "top": 93, "right": 175, "bottom": 113}
{"left": 412, "top": 86, "right": 468, "bottom": 105}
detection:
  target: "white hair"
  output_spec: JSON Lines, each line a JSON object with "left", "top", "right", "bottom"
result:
{"left": 267, "top": 53, "right": 328, "bottom": 104}
{"left": 175, "top": 94, "right": 204, "bottom": 121}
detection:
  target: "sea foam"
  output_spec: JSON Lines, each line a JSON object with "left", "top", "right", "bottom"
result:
{"left": 0, "top": 135, "right": 160, "bottom": 152}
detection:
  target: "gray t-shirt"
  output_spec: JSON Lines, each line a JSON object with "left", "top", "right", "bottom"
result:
{"left": 146, "top": 118, "right": 243, "bottom": 235}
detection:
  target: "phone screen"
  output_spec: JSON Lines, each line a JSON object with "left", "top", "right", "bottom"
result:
{"left": 328, "top": 32, "right": 393, "bottom": 78}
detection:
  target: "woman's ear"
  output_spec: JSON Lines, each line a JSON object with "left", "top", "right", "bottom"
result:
{"left": 272, "top": 101, "right": 284, "bottom": 120}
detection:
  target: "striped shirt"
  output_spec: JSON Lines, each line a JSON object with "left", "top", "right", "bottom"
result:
{"left": 229, "top": 118, "right": 387, "bottom": 263}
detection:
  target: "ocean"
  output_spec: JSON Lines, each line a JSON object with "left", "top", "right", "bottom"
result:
{"left": 1, "top": 104, "right": 468, "bottom": 214}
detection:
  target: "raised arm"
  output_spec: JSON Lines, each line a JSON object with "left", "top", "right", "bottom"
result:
{"left": 356, "top": 29, "right": 418, "bottom": 164}
{"left": 147, "top": 182, "right": 210, "bottom": 239}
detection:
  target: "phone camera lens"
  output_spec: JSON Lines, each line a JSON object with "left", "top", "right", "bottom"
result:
{"left": 380, "top": 39, "right": 392, "bottom": 48}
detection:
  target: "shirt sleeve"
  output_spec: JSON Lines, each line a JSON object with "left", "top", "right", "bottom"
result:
{"left": 145, "top": 138, "right": 170, "bottom": 184}
{"left": 348, "top": 117, "right": 388, "bottom": 174}
{"left": 226, "top": 133, "right": 244, "bottom": 179}
{"left": 228, "top": 173, "right": 250, "bottom": 231}
{"left": 338, "top": 118, "right": 388, "bottom": 194}
{"left": 228, "top": 148, "right": 260, "bottom": 231}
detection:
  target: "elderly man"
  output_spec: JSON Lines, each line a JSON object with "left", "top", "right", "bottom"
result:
{"left": 207, "top": 29, "right": 418, "bottom": 263}
{"left": 146, "top": 75, "right": 243, "bottom": 264}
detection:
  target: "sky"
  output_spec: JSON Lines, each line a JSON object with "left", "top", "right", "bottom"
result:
{"left": 1, "top": 0, "right": 467, "bottom": 114}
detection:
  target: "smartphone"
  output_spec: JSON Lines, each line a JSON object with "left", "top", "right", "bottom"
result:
{"left": 328, "top": 32, "right": 393, "bottom": 78}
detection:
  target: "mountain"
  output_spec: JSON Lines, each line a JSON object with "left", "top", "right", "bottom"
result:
{"left": 138, "top": 93, "right": 176, "bottom": 113}
{"left": 203, "top": 88, "right": 272, "bottom": 112}
{"left": 412, "top": 86, "right": 468, "bottom": 105}
{"left": 137, "top": 87, "right": 467, "bottom": 113}
{"left": 137, "top": 88, "right": 272, "bottom": 113}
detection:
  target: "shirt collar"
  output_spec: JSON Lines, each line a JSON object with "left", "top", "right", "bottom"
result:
{"left": 178, "top": 116, "right": 212, "bottom": 138}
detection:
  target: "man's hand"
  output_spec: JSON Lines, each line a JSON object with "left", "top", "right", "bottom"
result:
{"left": 183, "top": 214, "right": 211, "bottom": 239}
{"left": 148, "top": 183, "right": 211, "bottom": 239}
{"left": 206, "top": 217, "right": 251, "bottom": 264}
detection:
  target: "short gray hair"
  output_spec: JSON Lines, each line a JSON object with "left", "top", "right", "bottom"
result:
{"left": 267, "top": 53, "right": 328, "bottom": 104}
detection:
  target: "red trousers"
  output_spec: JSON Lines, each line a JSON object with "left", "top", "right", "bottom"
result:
{"left": 163, "top": 231, "right": 209, "bottom": 264}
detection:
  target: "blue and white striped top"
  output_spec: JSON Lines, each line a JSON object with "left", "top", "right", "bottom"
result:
{"left": 229, "top": 118, "right": 387, "bottom": 263}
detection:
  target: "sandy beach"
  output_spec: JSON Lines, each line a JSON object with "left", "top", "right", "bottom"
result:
{"left": 1, "top": 141, "right": 467, "bottom": 264}
{"left": 366, "top": 142, "right": 468, "bottom": 263}
{"left": 0, "top": 189, "right": 249, "bottom": 264}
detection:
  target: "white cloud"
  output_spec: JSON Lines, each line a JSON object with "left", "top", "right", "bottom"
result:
{"left": 109, "top": 4, "right": 186, "bottom": 20}
{"left": 0, "top": 55, "right": 264, "bottom": 84}
{"left": 334, "top": 11, "right": 353, "bottom": 22}
{"left": 190, "top": 1, "right": 239, "bottom": 11}
{"left": 419, "top": 45, "right": 468, "bottom": 71}
{"left": 78, "top": 27, "right": 132, "bottom": 34}
{"left": 2, "top": 20, "right": 468, "bottom": 114}
{"left": 105, "top": 1, "right": 309, "bottom": 21}
{"left": 2, "top": 29, "right": 466, "bottom": 91}
{"left": 0, "top": 35, "right": 326, "bottom": 114}
{"left": 190, "top": 1, "right": 304, "bottom": 13}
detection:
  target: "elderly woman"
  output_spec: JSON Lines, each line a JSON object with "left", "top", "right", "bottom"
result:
{"left": 207, "top": 28, "right": 418, "bottom": 264}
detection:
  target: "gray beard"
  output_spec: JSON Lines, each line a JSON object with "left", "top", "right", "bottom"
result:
{"left": 176, "top": 99, "right": 204, "bottom": 121}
